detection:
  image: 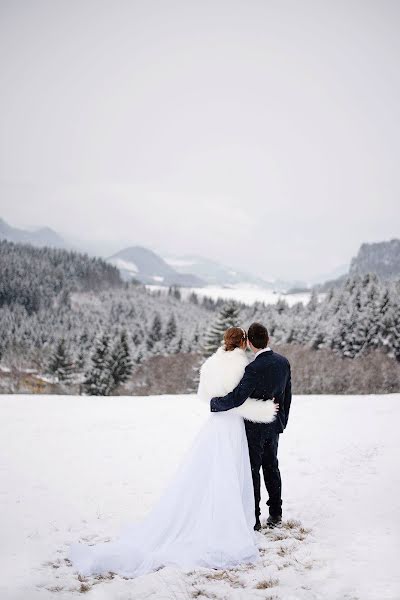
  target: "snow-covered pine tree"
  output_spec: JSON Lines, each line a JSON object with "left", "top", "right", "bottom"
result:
{"left": 83, "top": 333, "right": 113, "bottom": 395}
{"left": 188, "top": 291, "right": 199, "bottom": 305}
{"left": 134, "top": 348, "right": 144, "bottom": 364}
{"left": 389, "top": 301, "right": 400, "bottom": 361}
{"left": 276, "top": 298, "right": 289, "bottom": 315}
{"left": 378, "top": 289, "right": 392, "bottom": 351}
{"left": 307, "top": 289, "right": 319, "bottom": 312}
{"left": 146, "top": 313, "right": 163, "bottom": 353}
{"left": 346, "top": 290, "right": 364, "bottom": 357}
{"left": 359, "top": 279, "right": 381, "bottom": 352}
{"left": 192, "top": 327, "right": 200, "bottom": 345}
{"left": 168, "top": 285, "right": 181, "bottom": 300}
{"left": 109, "top": 330, "right": 133, "bottom": 391}
{"left": 76, "top": 349, "right": 86, "bottom": 372}
{"left": 48, "top": 338, "right": 74, "bottom": 382}
{"left": 202, "top": 302, "right": 240, "bottom": 357}
{"left": 76, "top": 329, "right": 90, "bottom": 371}
{"left": 164, "top": 314, "right": 177, "bottom": 348}
{"left": 381, "top": 296, "right": 400, "bottom": 361}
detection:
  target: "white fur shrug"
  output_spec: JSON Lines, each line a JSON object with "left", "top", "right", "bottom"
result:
{"left": 197, "top": 346, "right": 277, "bottom": 424}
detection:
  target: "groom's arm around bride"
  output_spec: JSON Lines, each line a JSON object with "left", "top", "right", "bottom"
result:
{"left": 210, "top": 324, "right": 292, "bottom": 435}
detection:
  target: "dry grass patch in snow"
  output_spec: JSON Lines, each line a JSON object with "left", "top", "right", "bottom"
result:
{"left": 255, "top": 577, "right": 279, "bottom": 589}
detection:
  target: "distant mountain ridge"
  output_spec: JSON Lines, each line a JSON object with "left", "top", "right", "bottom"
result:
{"left": 0, "top": 218, "right": 66, "bottom": 248}
{"left": 317, "top": 238, "right": 400, "bottom": 290}
{"left": 163, "top": 254, "right": 298, "bottom": 291}
{"left": 107, "top": 246, "right": 205, "bottom": 287}
{"left": 163, "top": 254, "right": 268, "bottom": 287}
{"left": 9, "top": 217, "right": 395, "bottom": 291}
{"left": 349, "top": 239, "right": 400, "bottom": 279}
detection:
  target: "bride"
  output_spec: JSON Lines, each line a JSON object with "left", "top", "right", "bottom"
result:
{"left": 68, "top": 327, "right": 277, "bottom": 577}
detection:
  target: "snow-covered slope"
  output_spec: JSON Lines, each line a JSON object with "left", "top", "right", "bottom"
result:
{"left": 0, "top": 394, "right": 399, "bottom": 600}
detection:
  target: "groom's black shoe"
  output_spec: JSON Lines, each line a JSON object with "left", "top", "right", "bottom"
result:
{"left": 266, "top": 515, "right": 282, "bottom": 529}
{"left": 254, "top": 518, "right": 262, "bottom": 531}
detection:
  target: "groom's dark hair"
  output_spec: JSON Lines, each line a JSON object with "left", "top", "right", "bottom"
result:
{"left": 248, "top": 322, "right": 269, "bottom": 349}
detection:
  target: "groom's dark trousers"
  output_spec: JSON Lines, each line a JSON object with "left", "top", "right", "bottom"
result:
{"left": 245, "top": 423, "right": 282, "bottom": 519}
{"left": 210, "top": 350, "right": 291, "bottom": 520}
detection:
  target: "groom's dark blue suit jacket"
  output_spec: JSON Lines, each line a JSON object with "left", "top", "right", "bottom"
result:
{"left": 210, "top": 349, "right": 292, "bottom": 435}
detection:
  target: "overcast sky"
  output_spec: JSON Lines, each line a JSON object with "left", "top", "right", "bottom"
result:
{"left": 0, "top": 0, "right": 399, "bottom": 281}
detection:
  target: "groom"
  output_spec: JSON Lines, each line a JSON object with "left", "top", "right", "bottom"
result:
{"left": 210, "top": 322, "right": 292, "bottom": 531}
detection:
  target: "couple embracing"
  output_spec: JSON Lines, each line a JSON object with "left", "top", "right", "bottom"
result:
{"left": 69, "top": 322, "right": 292, "bottom": 577}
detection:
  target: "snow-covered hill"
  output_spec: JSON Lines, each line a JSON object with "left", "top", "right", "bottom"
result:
{"left": 0, "top": 394, "right": 398, "bottom": 600}
{"left": 108, "top": 246, "right": 204, "bottom": 287}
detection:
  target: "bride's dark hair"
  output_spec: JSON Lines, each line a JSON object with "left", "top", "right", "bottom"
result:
{"left": 224, "top": 327, "right": 247, "bottom": 351}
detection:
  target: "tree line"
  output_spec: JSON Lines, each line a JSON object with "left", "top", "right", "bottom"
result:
{"left": 1, "top": 240, "right": 399, "bottom": 397}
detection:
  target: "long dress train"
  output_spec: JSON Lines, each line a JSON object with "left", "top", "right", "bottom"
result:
{"left": 69, "top": 410, "right": 258, "bottom": 577}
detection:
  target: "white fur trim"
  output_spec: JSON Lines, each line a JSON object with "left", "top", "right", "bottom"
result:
{"left": 197, "top": 346, "right": 277, "bottom": 424}
{"left": 198, "top": 346, "right": 249, "bottom": 401}
{"left": 233, "top": 398, "right": 278, "bottom": 423}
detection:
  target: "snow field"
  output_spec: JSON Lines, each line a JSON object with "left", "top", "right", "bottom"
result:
{"left": 0, "top": 393, "right": 399, "bottom": 599}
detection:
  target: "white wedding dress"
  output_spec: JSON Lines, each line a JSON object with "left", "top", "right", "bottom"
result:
{"left": 68, "top": 347, "right": 277, "bottom": 578}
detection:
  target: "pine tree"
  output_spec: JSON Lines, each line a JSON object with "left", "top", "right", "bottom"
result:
{"left": 147, "top": 313, "right": 163, "bottom": 352}
{"left": 307, "top": 289, "right": 319, "bottom": 312}
{"left": 275, "top": 298, "right": 288, "bottom": 315}
{"left": 378, "top": 290, "right": 392, "bottom": 349}
{"left": 361, "top": 282, "right": 381, "bottom": 352}
{"left": 48, "top": 338, "right": 74, "bottom": 382}
{"left": 164, "top": 314, "right": 177, "bottom": 348}
{"left": 381, "top": 298, "right": 400, "bottom": 361}
{"left": 109, "top": 330, "right": 133, "bottom": 390}
{"left": 76, "top": 348, "right": 86, "bottom": 371}
{"left": 189, "top": 291, "right": 199, "bottom": 305}
{"left": 202, "top": 303, "right": 240, "bottom": 357}
{"left": 347, "top": 290, "right": 365, "bottom": 356}
{"left": 168, "top": 285, "right": 181, "bottom": 300}
{"left": 59, "top": 288, "right": 71, "bottom": 309}
{"left": 134, "top": 348, "right": 143, "bottom": 364}
{"left": 174, "top": 336, "right": 184, "bottom": 354}
{"left": 83, "top": 333, "right": 113, "bottom": 395}
{"left": 192, "top": 327, "right": 200, "bottom": 345}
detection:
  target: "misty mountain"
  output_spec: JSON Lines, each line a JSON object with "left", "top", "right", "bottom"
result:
{"left": 163, "top": 254, "right": 298, "bottom": 291}
{"left": 107, "top": 246, "right": 205, "bottom": 287}
{"left": 349, "top": 239, "right": 400, "bottom": 279}
{"left": 0, "top": 218, "right": 66, "bottom": 248}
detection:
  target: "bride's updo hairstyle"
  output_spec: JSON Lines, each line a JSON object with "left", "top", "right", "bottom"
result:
{"left": 223, "top": 327, "right": 247, "bottom": 351}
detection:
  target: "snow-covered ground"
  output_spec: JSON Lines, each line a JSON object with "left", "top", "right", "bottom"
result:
{"left": 146, "top": 284, "right": 319, "bottom": 307}
{"left": 1, "top": 394, "right": 399, "bottom": 600}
